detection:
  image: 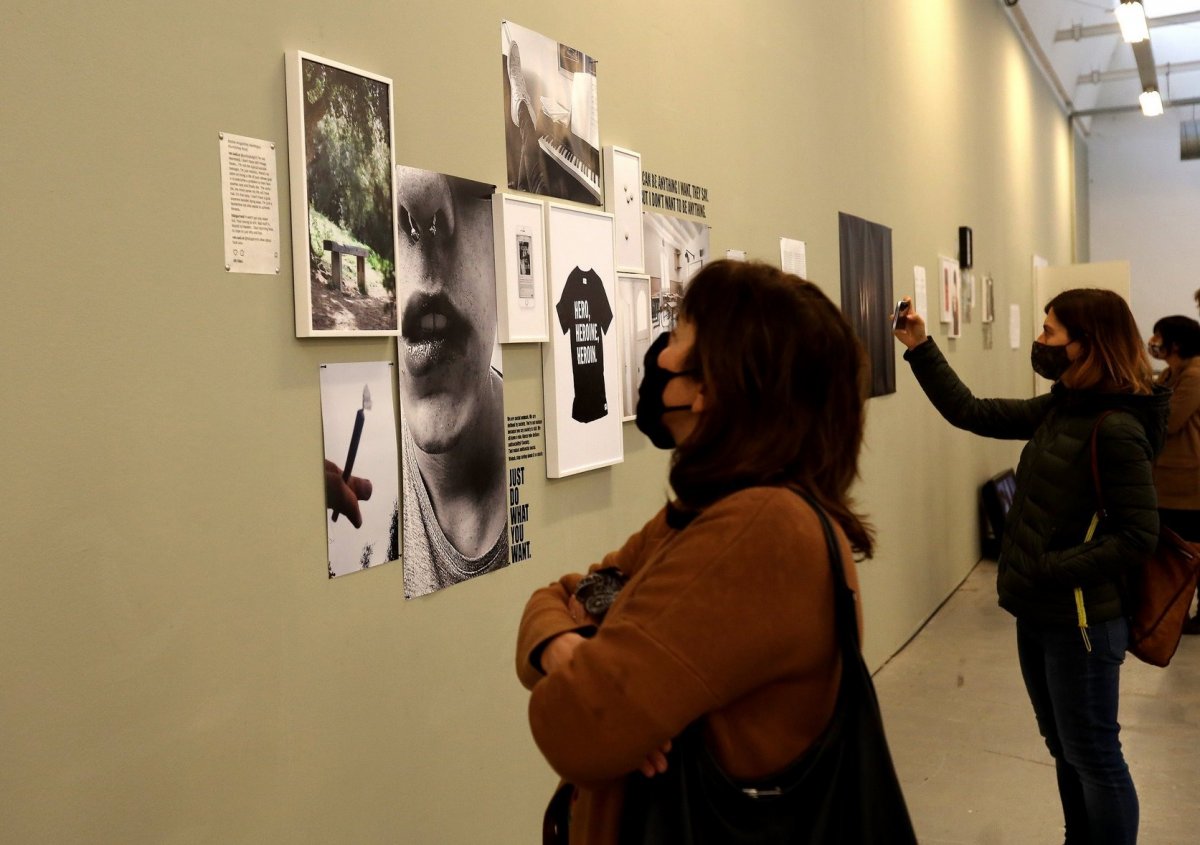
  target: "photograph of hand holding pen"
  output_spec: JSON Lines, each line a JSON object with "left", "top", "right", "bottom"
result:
{"left": 319, "top": 362, "right": 400, "bottom": 577}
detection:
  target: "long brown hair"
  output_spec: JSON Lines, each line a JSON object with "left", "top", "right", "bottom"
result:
{"left": 669, "top": 260, "right": 875, "bottom": 557}
{"left": 1047, "top": 288, "right": 1154, "bottom": 394}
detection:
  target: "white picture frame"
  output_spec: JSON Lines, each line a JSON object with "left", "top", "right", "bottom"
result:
{"left": 616, "top": 273, "right": 652, "bottom": 422}
{"left": 285, "top": 51, "right": 399, "bottom": 337}
{"left": 948, "top": 265, "right": 962, "bottom": 339}
{"left": 938, "top": 255, "right": 958, "bottom": 325}
{"left": 542, "top": 202, "right": 624, "bottom": 477}
{"left": 982, "top": 274, "right": 995, "bottom": 324}
{"left": 603, "top": 145, "right": 645, "bottom": 273}
{"left": 493, "top": 193, "right": 549, "bottom": 343}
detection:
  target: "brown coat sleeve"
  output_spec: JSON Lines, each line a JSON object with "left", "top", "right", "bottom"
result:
{"left": 514, "top": 508, "right": 670, "bottom": 690}
{"left": 1165, "top": 362, "right": 1200, "bottom": 436}
{"left": 526, "top": 488, "right": 848, "bottom": 785}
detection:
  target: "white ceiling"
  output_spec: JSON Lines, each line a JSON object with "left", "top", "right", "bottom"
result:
{"left": 1004, "top": 0, "right": 1200, "bottom": 115}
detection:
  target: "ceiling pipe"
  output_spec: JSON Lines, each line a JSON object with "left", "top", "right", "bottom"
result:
{"left": 1054, "top": 10, "right": 1200, "bottom": 42}
{"left": 1078, "top": 59, "right": 1200, "bottom": 86}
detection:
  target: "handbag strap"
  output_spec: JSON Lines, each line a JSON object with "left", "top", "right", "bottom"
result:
{"left": 1087, "top": 409, "right": 1120, "bottom": 524}
{"left": 793, "top": 490, "right": 861, "bottom": 655}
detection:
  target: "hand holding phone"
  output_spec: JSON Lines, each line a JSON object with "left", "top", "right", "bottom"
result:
{"left": 891, "top": 299, "right": 910, "bottom": 330}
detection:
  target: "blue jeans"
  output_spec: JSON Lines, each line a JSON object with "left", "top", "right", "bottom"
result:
{"left": 1016, "top": 616, "right": 1138, "bottom": 845}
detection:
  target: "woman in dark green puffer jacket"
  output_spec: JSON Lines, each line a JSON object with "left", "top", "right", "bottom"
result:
{"left": 894, "top": 288, "right": 1168, "bottom": 845}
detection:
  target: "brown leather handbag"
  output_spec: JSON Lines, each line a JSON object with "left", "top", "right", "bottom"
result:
{"left": 1089, "top": 412, "right": 1200, "bottom": 667}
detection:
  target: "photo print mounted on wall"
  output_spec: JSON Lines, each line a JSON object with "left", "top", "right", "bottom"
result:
{"left": 603, "top": 146, "right": 645, "bottom": 273}
{"left": 982, "top": 274, "right": 995, "bottom": 324}
{"left": 285, "top": 51, "right": 399, "bottom": 337}
{"left": 838, "top": 212, "right": 895, "bottom": 398}
{"left": 616, "top": 273, "right": 652, "bottom": 421}
{"left": 501, "top": 20, "right": 602, "bottom": 206}
{"left": 948, "top": 263, "right": 962, "bottom": 339}
{"left": 493, "top": 193, "right": 549, "bottom": 343}
{"left": 938, "top": 255, "right": 960, "bottom": 326}
{"left": 543, "top": 202, "right": 623, "bottom": 477}
{"left": 393, "top": 165, "right": 510, "bottom": 599}
{"left": 319, "top": 362, "right": 400, "bottom": 578}
{"left": 642, "top": 210, "right": 710, "bottom": 337}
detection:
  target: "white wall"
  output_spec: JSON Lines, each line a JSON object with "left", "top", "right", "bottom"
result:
{"left": 1088, "top": 110, "right": 1200, "bottom": 334}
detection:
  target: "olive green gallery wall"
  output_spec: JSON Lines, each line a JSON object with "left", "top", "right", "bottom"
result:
{"left": 1, "top": 1, "right": 1074, "bottom": 841}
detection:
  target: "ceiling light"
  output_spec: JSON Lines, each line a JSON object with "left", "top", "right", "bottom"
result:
{"left": 1139, "top": 88, "right": 1164, "bottom": 116}
{"left": 1116, "top": 1, "right": 1149, "bottom": 44}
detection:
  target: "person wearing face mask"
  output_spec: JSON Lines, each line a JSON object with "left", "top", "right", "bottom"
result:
{"left": 515, "top": 261, "right": 907, "bottom": 844}
{"left": 1147, "top": 315, "right": 1200, "bottom": 633}
{"left": 894, "top": 288, "right": 1168, "bottom": 845}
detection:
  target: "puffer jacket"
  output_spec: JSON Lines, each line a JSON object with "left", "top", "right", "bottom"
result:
{"left": 906, "top": 339, "right": 1169, "bottom": 626}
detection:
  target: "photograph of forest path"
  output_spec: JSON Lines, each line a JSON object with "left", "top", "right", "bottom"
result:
{"left": 302, "top": 58, "right": 396, "bottom": 332}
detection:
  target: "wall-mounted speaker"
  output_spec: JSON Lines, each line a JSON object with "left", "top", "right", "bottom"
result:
{"left": 959, "top": 226, "right": 973, "bottom": 269}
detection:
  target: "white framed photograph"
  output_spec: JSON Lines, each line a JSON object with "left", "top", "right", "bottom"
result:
{"left": 948, "top": 265, "right": 962, "bottom": 339}
{"left": 616, "top": 273, "right": 652, "bottom": 421}
{"left": 938, "top": 255, "right": 958, "bottom": 325}
{"left": 603, "top": 146, "right": 645, "bottom": 273}
{"left": 492, "top": 193, "right": 549, "bottom": 343}
{"left": 982, "top": 274, "right": 995, "bottom": 324}
{"left": 543, "top": 202, "right": 623, "bottom": 477}
{"left": 285, "top": 51, "right": 399, "bottom": 337}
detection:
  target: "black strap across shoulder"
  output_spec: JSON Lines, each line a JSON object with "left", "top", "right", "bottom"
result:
{"left": 618, "top": 489, "right": 917, "bottom": 845}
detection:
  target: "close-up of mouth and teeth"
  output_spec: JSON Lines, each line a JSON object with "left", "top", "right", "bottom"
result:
{"left": 401, "top": 292, "right": 471, "bottom": 376}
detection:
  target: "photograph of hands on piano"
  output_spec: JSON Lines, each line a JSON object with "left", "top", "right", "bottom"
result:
{"left": 502, "top": 20, "right": 602, "bottom": 206}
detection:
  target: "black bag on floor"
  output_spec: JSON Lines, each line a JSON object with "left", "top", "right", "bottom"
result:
{"left": 619, "top": 492, "right": 917, "bottom": 844}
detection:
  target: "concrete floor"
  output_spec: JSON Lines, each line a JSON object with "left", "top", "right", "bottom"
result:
{"left": 875, "top": 560, "right": 1200, "bottom": 844}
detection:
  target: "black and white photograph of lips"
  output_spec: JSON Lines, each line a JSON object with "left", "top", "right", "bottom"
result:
{"left": 401, "top": 291, "right": 473, "bottom": 377}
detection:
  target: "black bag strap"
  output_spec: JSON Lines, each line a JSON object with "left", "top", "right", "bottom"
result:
{"left": 793, "top": 490, "right": 861, "bottom": 656}
{"left": 1087, "top": 409, "right": 1120, "bottom": 522}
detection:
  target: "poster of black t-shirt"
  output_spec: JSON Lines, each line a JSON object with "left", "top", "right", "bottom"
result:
{"left": 555, "top": 267, "right": 613, "bottom": 422}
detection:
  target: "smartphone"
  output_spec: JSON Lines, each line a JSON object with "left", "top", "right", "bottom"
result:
{"left": 891, "top": 299, "right": 910, "bottom": 330}
{"left": 516, "top": 228, "right": 534, "bottom": 308}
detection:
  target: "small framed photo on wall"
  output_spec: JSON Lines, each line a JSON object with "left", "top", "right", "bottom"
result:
{"left": 982, "top": 274, "right": 995, "bottom": 324}
{"left": 616, "top": 273, "right": 652, "bottom": 421}
{"left": 285, "top": 51, "right": 399, "bottom": 337}
{"left": 603, "top": 146, "right": 645, "bottom": 273}
{"left": 948, "top": 266, "right": 962, "bottom": 339}
{"left": 492, "top": 193, "right": 549, "bottom": 343}
{"left": 543, "top": 202, "right": 623, "bottom": 477}
{"left": 938, "top": 255, "right": 958, "bottom": 325}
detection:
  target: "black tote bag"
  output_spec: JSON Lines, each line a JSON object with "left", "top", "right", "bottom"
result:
{"left": 619, "top": 492, "right": 917, "bottom": 844}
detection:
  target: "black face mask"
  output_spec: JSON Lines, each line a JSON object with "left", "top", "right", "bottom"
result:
{"left": 1031, "top": 340, "right": 1072, "bottom": 381}
{"left": 635, "top": 332, "right": 698, "bottom": 449}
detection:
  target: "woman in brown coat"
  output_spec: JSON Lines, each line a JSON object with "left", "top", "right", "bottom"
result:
{"left": 1148, "top": 315, "right": 1200, "bottom": 632}
{"left": 516, "top": 261, "right": 887, "bottom": 843}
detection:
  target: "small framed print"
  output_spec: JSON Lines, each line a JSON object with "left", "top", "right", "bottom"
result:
{"left": 948, "top": 265, "right": 962, "bottom": 339}
{"left": 493, "top": 193, "right": 549, "bottom": 343}
{"left": 543, "top": 202, "right": 623, "bottom": 477}
{"left": 938, "top": 255, "right": 958, "bottom": 325}
{"left": 982, "top": 274, "right": 995, "bottom": 324}
{"left": 615, "top": 273, "right": 652, "bottom": 421}
{"left": 285, "top": 51, "right": 399, "bottom": 337}
{"left": 603, "top": 146, "right": 645, "bottom": 273}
